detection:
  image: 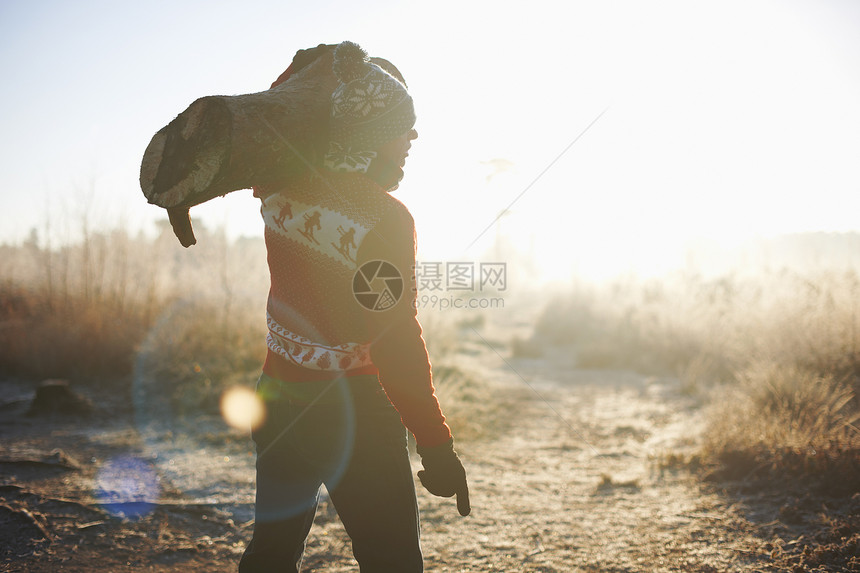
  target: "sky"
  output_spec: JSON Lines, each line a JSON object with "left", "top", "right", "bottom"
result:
{"left": 1, "top": 0, "right": 859, "bottom": 280}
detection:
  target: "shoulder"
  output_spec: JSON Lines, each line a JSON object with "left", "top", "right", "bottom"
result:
{"left": 380, "top": 193, "right": 415, "bottom": 228}
{"left": 339, "top": 172, "right": 416, "bottom": 232}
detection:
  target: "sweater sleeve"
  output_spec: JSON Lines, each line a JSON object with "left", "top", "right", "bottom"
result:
{"left": 357, "top": 205, "right": 452, "bottom": 448}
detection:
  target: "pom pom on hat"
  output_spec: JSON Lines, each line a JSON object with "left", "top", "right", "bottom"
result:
{"left": 332, "top": 41, "right": 370, "bottom": 83}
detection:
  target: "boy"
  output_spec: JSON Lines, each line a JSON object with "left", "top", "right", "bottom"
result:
{"left": 239, "top": 41, "right": 469, "bottom": 573}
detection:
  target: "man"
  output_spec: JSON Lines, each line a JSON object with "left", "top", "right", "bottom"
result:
{"left": 239, "top": 41, "right": 469, "bottom": 573}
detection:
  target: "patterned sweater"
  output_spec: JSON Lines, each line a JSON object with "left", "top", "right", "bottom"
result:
{"left": 256, "top": 170, "right": 451, "bottom": 447}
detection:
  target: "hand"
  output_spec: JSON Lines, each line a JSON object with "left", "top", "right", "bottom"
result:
{"left": 416, "top": 439, "right": 470, "bottom": 516}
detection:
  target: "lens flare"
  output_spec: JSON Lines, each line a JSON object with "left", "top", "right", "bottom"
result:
{"left": 220, "top": 386, "right": 265, "bottom": 430}
{"left": 95, "top": 455, "right": 160, "bottom": 518}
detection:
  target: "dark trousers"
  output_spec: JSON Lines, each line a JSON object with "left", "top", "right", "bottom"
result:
{"left": 238, "top": 374, "right": 423, "bottom": 572}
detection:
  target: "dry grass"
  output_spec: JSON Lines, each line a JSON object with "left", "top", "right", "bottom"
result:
{"left": 533, "top": 268, "right": 860, "bottom": 488}
{"left": 0, "top": 221, "right": 269, "bottom": 413}
{"left": 134, "top": 297, "right": 267, "bottom": 415}
{"left": 421, "top": 311, "right": 514, "bottom": 443}
{"left": 8, "top": 212, "right": 860, "bottom": 480}
{"left": 0, "top": 218, "right": 496, "bottom": 435}
{"left": 703, "top": 362, "right": 860, "bottom": 492}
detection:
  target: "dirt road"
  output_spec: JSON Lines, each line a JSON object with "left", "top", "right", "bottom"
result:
{"left": 409, "top": 338, "right": 765, "bottom": 573}
{"left": 2, "top": 330, "right": 774, "bottom": 571}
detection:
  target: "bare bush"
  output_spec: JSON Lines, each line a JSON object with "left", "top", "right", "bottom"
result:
{"left": 0, "top": 216, "right": 269, "bottom": 418}
{"left": 533, "top": 267, "right": 860, "bottom": 486}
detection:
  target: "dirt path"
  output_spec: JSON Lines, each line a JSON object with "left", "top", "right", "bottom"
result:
{"left": 408, "top": 339, "right": 766, "bottom": 573}
{"left": 1, "top": 332, "right": 772, "bottom": 572}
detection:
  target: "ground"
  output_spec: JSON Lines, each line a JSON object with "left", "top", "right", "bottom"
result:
{"left": 1, "top": 326, "right": 857, "bottom": 572}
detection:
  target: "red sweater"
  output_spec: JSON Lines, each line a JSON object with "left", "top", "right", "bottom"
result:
{"left": 256, "top": 171, "right": 451, "bottom": 447}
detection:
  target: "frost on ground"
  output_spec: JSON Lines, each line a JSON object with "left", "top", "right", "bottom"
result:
{"left": 0, "top": 323, "right": 827, "bottom": 572}
{"left": 411, "top": 343, "right": 764, "bottom": 573}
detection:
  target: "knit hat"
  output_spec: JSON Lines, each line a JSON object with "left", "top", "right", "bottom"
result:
{"left": 328, "top": 41, "right": 416, "bottom": 153}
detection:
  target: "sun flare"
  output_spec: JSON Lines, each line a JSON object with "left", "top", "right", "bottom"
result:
{"left": 220, "top": 386, "right": 265, "bottom": 431}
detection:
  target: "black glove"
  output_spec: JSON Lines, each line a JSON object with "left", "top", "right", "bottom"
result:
{"left": 416, "top": 439, "right": 470, "bottom": 516}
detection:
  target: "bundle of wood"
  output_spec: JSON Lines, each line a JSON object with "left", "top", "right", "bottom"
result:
{"left": 140, "top": 44, "right": 403, "bottom": 247}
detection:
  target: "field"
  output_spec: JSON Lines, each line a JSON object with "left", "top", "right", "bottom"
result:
{"left": 1, "top": 226, "right": 859, "bottom": 571}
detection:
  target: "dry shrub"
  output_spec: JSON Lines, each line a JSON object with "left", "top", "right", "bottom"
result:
{"left": 430, "top": 360, "right": 522, "bottom": 444}
{"left": 0, "top": 286, "right": 149, "bottom": 381}
{"left": 421, "top": 314, "right": 489, "bottom": 441}
{"left": 421, "top": 310, "right": 518, "bottom": 443}
{"left": 533, "top": 267, "right": 860, "bottom": 487}
{"left": 0, "top": 221, "right": 270, "bottom": 416}
{"left": 420, "top": 311, "right": 461, "bottom": 360}
{"left": 535, "top": 269, "right": 860, "bottom": 386}
{"left": 534, "top": 276, "right": 740, "bottom": 383}
{"left": 135, "top": 296, "right": 267, "bottom": 415}
{"left": 431, "top": 364, "right": 487, "bottom": 441}
{"left": 509, "top": 335, "right": 543, "bottom": 359}
{"left": 703, "top": 362, "right": 860, "bottom": 490}
{"left": 742, "top": 363, "right": 858, "bottom": 443}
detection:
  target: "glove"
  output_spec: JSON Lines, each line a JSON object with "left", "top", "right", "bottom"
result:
{"left": 416, "top": 439, "right": 470, "bottom": 516}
